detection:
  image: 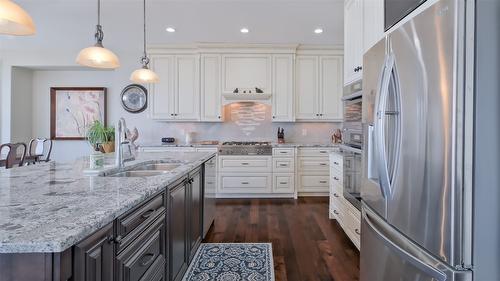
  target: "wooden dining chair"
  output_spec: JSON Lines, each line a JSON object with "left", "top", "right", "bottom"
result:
{"left": 0, "top": 143, "right": 27, "bottom": 169}
{"left": 25, "top": 138, "right": 53, "bottom": 164}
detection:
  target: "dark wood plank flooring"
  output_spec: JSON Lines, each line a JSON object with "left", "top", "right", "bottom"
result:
{"left": 203, "top": 197, "right": 360, "bottom": 281}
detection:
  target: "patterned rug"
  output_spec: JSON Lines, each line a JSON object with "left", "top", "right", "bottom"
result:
{"left": 183, "top": 243, "right": 275, "bottom": 281}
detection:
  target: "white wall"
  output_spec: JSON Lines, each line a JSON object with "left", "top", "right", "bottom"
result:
{"left": 11, "top": 67, "right": 34, "bottom": 143}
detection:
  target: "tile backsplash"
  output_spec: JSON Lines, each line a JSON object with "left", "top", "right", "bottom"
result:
{"left": 138, "top": 103, "right": 341, "bottom": 144}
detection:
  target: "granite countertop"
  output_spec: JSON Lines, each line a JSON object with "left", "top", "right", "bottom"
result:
{"left": 0, "top": 151, "right": 215, "bottom": 254}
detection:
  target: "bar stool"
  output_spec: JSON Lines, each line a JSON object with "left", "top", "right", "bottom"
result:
{"left": 0, "top": 143, "right": 27, "bottom": 169}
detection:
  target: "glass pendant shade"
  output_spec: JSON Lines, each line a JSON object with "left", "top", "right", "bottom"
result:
{"left": 130, "top": 67, "right": 159, "bottom": 83}
{"left": 0, "top": 0, "right": 36, "bottom": 35}
{"left": 76, "top": 44, "right": 120, "bottom": 69}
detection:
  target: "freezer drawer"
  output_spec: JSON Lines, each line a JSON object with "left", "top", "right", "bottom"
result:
{"left": 360, "top": 205, "right": 472, "bottom": 281}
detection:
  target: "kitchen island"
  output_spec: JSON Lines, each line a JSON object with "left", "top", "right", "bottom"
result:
{"left": 0, "top": 151, "right": 216, "bottom": 281}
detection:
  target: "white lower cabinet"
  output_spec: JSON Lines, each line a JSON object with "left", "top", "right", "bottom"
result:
{"left": 219, "top": 173, "right": 272, "bottom": 194}
{"left": 297, "top": 147, "right": 335, "bottom": 195}
{"left": 329, "top": 151, "right": 361, "bottom": 249}
{"left": 272, "top": 173, "right": 295, "bottom": 194}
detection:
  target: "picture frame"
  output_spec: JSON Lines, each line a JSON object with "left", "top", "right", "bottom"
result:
{"left": 50, "top": 87, "right": 107, "bottom": 140}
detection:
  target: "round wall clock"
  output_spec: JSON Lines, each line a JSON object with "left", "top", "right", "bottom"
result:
{"left": 121, "top": 84, "right": 147, "bottom": 113}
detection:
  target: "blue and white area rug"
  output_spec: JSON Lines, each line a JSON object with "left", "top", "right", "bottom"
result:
{"left": 183, "top": 243, "right": 275, "bottom": 281}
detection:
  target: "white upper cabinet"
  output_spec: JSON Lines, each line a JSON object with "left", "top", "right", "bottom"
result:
{"left": 319, "top": 56, "right": 343, "bottom": 121}
{"left": 296, "top": 55, "right": 343, "bottom": 121}
{"left": 272, "top": 54, "right": 295, "bottom": 122}
{"left": 344, "top": 0, "right": 364, "bottom": 85}
{"left": 150, "top": 54, "right": 200, "bottom": 121}
{"left": 176, "top": 55, "right": 200, "bottom": 120}
{"left": 150, "top": 55, "right": 176, "bottom": 120}
{"left": 222, "top": 54, "right": 272, "bottom": 94}
{"left": 363, "top": 0, "right": 385, "bottom": 53}
{"left": 295, "top": 56, "right": 319, "bottom": 120}
{"left": 200, "top": 54, "right": 222, "bottom": 122}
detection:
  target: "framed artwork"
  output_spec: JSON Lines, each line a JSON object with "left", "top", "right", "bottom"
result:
{"left": 50, "top": 87, "right": 107, "bottom": 140}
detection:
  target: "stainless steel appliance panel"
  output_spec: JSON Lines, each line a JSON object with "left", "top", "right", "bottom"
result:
{"left": 385, "top": 0, "right": 427, "bottom": 30}
{"left": 340, "top": 145, "right": 363, "bottom": 210}
{"left": 384, "top": 0, "right": 459, "bottom": 265}
{"left": 362, "top": 38, "right": 388, "bottom": 218}
{"left": 203, "top": 156, "right": 216, "bottom": 238}
{"left": 361, "top": 205, "right": 472, "bottom": 281}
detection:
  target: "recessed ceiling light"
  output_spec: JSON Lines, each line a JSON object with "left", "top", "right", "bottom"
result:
{"left": 240, "top": 28, "right": 249, "bottom": 34}
{"left": 314, "top": 28, "right": 324, "bottom": 34}
{"left": 166, "top": 27, "right": 176, "bottom": 33}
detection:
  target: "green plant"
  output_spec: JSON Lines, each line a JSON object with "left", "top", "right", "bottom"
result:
{"left": 86, "top": 121, "right": 115, "bottom": 150}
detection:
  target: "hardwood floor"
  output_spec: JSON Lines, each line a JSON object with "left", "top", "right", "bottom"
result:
{"left": 203, "top": 197, "right": 360, "bottom": 281}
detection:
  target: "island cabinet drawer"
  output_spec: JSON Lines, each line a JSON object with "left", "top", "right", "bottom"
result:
{"left": 219, "top": 173, "right": 272, "bottom": 193}
{"left": 219, "top": 156, "right": 272, "bottom": 172}
{"left": 272, "top": 148, "right": 295, "bottom": 157}
{"left": 116, "top": 193, "right": 166, "bottom": 251}
{"left": 116, "top": 215, "right": 166, "bottom": 281}
{"left": 272, "top": 158, "right": 294, "bottom": 173}
{"left": 298, "top": 147, "right": 335, "bottom": 157}
{"left": 298, "top": 157, "right": 330, "bottom": 171}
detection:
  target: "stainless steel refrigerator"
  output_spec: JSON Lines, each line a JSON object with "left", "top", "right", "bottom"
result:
{"left": 360, "top": 0, "right": 474, "bottom": 279}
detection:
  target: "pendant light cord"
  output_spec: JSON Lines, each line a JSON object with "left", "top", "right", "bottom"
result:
{"left": 141, "top": 0, "right": 150, "bottom": 68}
{"left": 94, "top": 0, "right": 104, "bottom": 45}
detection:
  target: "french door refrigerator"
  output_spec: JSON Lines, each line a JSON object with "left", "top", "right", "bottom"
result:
{"left": 360, "top": 0, "right": 474, "bottom": 280}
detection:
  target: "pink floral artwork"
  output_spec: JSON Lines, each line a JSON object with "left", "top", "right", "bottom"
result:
{"left": 51, "top": 88, "right": 106, "bottom": 140}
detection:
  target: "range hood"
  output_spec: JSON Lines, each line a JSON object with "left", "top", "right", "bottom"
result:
{"left": 222, "top": 88, "right": 272, "bottom": 105}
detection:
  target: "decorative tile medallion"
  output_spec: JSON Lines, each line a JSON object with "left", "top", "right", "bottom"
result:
{"left": 183, "top": 243, "right": 275, "bottom": 281}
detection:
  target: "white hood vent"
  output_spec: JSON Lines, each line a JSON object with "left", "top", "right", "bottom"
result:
{"left": 222, "top": 88, "right": 272, "bottom": 105}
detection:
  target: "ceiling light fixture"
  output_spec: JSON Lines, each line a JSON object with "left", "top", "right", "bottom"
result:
{"left": 240, "top": 28, "right": 249, "bottom": 34}
{"left": 314, "top": 28, "right": 324, "bottom": 34}
{"left": 166, "top": 27, "right": 176, "bottom": 33}
{"left": 76, "top": 0, "right": 120, "bottom": 69}
{"left": 0, "top": 0, "right": 36, "bottom": 35}
{"left": 130, "top": 0, "right": 159, "bottom": 84}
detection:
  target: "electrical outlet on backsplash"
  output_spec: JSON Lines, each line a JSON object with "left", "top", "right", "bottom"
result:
{"left": 142, "top": 102, "right": 341, "bottom": 144}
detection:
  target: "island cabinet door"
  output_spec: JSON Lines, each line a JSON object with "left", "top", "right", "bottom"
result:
{"left": 115, "top": 215, "right": 166, "bottom": 281}
{"left": 73, "top": 223, "right": 114, "bottom": 281}
{"left": 188, "top": 167, "right": 203, "bottom": 262}
{"left": 168, "top": 178, "right": 189, "bottom": 281}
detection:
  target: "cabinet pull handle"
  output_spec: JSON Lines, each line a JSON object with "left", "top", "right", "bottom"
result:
{"left": 319, "top": 163, "right": 327, "bottom": 166}
{"left": 355, "top": 229, "right": 361, "bottom": 235}
{"left": 241, "top": 163, "right": 249, "bottom": 165}
{"left": 112, "top": 235, "right": 123, "bottom": 244}
{"left": 139, "top": 253, "right": 156, "bottom": 267}
{"left": 333, "top": 210, "right": 339, "bottom": 215}
{"left": 319, "top": 180, "right": 327, "bottom": 184}
{"left": 279, "top": 182, "right": 288, "bottom": 185}
{"left": 334, "top": 177, "right": 339, "bottom": 180}
{"left": 334, "top": 161, "right": 339, "bottom": 165}
{"left": 334, "top": 193, "right": 339, "bottom": 198}
{"left": 241, "top": 182, "right": 249, "bottom": 185}
{"left": 319, "top": 150, "right": 327, "bottom": 153}
{"left": 279, "top": 163, "right": 288, "bottom": 167}
{"left": 280, "top": 151, "right": 287, "bottom": 154}
{"left": 141, "top": 209, "right": 156, "bottom": 219}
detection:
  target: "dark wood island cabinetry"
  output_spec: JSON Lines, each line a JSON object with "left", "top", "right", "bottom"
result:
{"left": 0, "top": 157, "right": 213, "bottom": 281}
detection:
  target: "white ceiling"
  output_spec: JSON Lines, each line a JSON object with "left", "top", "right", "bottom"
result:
{"left": 0, "top": 0, "right": 344, "bottom": 52}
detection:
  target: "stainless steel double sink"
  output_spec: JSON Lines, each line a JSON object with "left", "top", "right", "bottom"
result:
{"left": 103, "top": 163, "right": 182, "bottom": 177}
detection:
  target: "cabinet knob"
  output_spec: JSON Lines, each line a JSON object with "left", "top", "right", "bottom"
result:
{"left": 218, "top": 116, "right": 221, "bottom": 119}
{"left": 334, "top": 193, "right": 339, "bottom": 197}
{"left": 333, "top": 210, "right": 339, "bottom": 215}
{"left": 272, "top": 116, "right": 276, "bottom": 119}
{"left": 170, "top": 113, "right": 174, "bottom": 116}
{"left": 355, "top": 228, "right": 361, "bottom": 235}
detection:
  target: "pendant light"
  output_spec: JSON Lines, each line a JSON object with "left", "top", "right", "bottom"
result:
{"left": 76, "top": 0, "right": 120, "bottom": 69}
{"left": 130, "top": 0, "right": 159, "bottom": 83}
{"left": 0, "top": 0, "right": 36, "bottom": 35}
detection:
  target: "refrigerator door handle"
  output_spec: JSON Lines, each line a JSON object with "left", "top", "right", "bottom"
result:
{"left": 375, "top": 55, "right": 393, "bottom": 198}
{"left": 363, "top": 210, "right": 448, "bottom": 281}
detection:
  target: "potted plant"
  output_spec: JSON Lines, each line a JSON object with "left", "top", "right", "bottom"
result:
{"left": 86, "top": 121, "right": 115, "bottom": 153}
